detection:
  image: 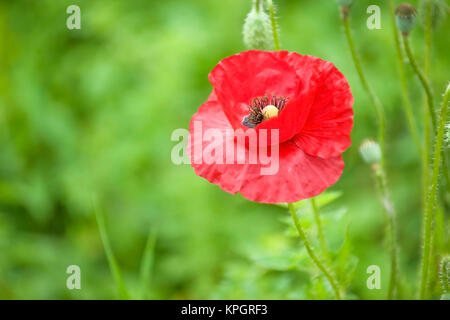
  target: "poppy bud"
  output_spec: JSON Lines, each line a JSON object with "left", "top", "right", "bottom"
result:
{"left": 337, "top": 0, "right": 352, "bottom": 19}
{"left": 243, "top": 0, "right": 273, "bottom": 51}
{"left": 419, "top": 0, "right": 448, "bottom": 30}
{"left": 395, "top": 3, "right": 418, "bottom": 35}
{"left": 262, "top": 105, "right": 279, "bottom": 120}
{"left": 359, "top": 139, "right": 381, "bottom": 165}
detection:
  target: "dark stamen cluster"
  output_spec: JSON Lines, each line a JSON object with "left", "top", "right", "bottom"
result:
{"left": 242, "top": 95, "right": 287, "bottom": 128}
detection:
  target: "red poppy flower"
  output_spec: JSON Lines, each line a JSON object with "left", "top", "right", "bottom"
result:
{"left": 188, "top": 50, "right": 353, "bottom": 203}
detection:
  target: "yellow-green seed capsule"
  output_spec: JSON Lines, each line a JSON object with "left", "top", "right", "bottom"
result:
{"left": 262, "top": 105, "right": 279, "bottom": 120}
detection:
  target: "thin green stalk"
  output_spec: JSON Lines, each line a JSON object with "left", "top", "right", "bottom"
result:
{"left": 255, "top": 0, "right": 262, "bottom": 12}
{"left": 310, "top": 198, "right": 329, "bottom": 262}
{"left": 403, "top": 36, "right": 436, "bottom": 130}
{"left": 288, "top": 203, "right": 342, "bottom": 300}
{"left": 373, "top": 164, "right": 398, "bottom": 300}
{"left": 423, "top": 6, "right": 450, "bottom": 278}
{"left": 422, "top": 2, "right": 434, "bottom": 299}
{"left": 267, "top": 0, "right": 280, "bottom": 50}
{"left": 341, "top": 14, "right": 386, "bottom": 171}
{"left": 422, "top": 2, "right": 433, "bottom": 260}
{"left": 388, "top": 0, "right": 422, "bottom": 155}
{"left": 424, "top": 0, "right": 432, "bottom": 78}
{"left": 419, "top": 84, "right": 450, "bottom": 299}
{"left": 93, "top": 200, "right": 130, "bottom": 299}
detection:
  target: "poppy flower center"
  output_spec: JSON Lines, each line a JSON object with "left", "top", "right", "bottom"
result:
{"left": 242, "top": 95, "right": 287, "bottom": 128}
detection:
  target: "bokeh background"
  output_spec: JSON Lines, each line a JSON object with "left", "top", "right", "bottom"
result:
{"left": 0, "top": 0, "right": 448, "bottom": 299}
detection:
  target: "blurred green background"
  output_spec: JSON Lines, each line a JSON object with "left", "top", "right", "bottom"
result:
{"left": 0, "top": 0, "right": 448, "bottom": 299}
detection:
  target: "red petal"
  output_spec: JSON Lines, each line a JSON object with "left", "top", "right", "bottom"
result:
{"left": 281, "top": 54, "right": 354, "bottom": 158}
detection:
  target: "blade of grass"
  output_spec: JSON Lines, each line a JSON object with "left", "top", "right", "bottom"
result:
{"left": 139, "top": 228, "right": 157, "bottom": 300}
{"left": 93, "top": 199, "right": 130, "bottom": 299}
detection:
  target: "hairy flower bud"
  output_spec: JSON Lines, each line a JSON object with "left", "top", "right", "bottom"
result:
{"left": 243, "top": 1, "right": 273, "bottom": 51}
{"left": 395, "top": 3, "right": 418, "bottom": 35}
{"left": 359, "top": 139, "right": 381, "bottom": 165}
{"left": 419, "top": 0, "right": 448, "bottom": 30}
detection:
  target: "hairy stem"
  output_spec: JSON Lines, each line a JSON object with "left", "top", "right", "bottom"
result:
{"left": 421, "top": 0, "right": 434, "bottom": 300}
{"left": 311, "top": 198, "right": 330, "bottom": 262}
{"left": 419, "top": 84, "right": 450, "bottom": 299}
{"left": 288, "top": 203, "right": 341, "bottom": 300}
{"left": 267, "top": 0, "right": 280, "bottom": 50}
{"left": 403, "top": 36, "right": 436, "bottom": 130}
{"left": 255, "top": 0, "right": 262, "bottom": 12}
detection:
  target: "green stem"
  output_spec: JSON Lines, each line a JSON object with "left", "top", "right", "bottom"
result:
{"left": 310, "top": 198, "right": 329, "bottom": 262}
{"left": 255, "top": 0, "right": 262, "bottom": 12}
{"left": 388, "top": 0, "right": 422, "bottom": 155}
{"left": 373, "top": 164, "right": 398, "bottom": 300}
{"left": 424, "top": 0, "right": 432, "bottom": 78}
{"left": 341, "top": 14, "right": 386, "bottom": 171}
{"left": 267, "top": 0, "right": 280, "bottom": 50}
{"left": 402, "top": 35, "right": 436, "bottom": 131}
{"left": 421, "top": 1, "right": 434, "bottom": 300}
{"left": 419, "top": 84, "right": 450, "bottom": 299}
{"left": 422, "top": 0, "right": 433, "bottom": 236}
{"left": 288, "top": 203, "right": 342, "bottom": 300}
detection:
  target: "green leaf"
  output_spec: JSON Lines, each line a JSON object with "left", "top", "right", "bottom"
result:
{"left": 308, "top": 276, "right": 331, "bottom": 300}
{"left": 314, "top": 191, "right": 343, "bottom": 208}
{"left": 93, "top": 199, "right": 130, "bottom": 299}
{"left": 251, "top": 250, "right": 312, "bottom": 272}
{"left": 333, "top": 223, "right": 358, "bottom": 290}
{"left": 139, "top": 228, "right": 157, "bottom": 299}
{"left": 252, "top": 255, "right": 296, "bottom": 271}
